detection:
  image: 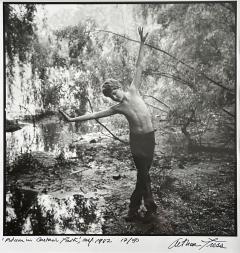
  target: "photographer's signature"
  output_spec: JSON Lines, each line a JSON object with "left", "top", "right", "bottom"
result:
{"left": 168, "top": 237, "right": 227, "bottom": 250}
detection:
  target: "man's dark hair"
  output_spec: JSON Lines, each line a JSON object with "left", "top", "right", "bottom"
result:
{"left": 102, "top": 79, "right": 121, "bottom": 97}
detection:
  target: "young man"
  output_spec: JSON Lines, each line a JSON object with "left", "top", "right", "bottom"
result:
{"left": 59, "top": 27, "right": 157, "bottom": 222}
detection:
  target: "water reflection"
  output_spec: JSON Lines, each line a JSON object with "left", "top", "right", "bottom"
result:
{"left": 5, "top": 188, "right": 104, "bottom": 235}
{"left": 5, "top": 116, "right": 107, "bottom": 235}
{"left": 6, "top": 116, "right": 100, "bottom": 162}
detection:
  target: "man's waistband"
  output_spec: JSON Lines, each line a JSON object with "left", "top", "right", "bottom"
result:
{"left": 130, "top": 129, "right": 156, "bottom": 138}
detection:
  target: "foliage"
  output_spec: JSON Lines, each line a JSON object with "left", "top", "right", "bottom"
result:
{"left": 5, "top": 3, "right": 236, "bottom": 147}
{"left": 4, "top": 4, "right": 37, "bottom": 63}
{"left": 135, "top": 3, "right": 236, "bottom": 146}
{"left": 5, "top": 4, "right": 37, "bottom": 102}
{"left": 5, "top": 4, "right": 236, "bottom": 236}
{"left": 8, "top": 152, "right": 42, "bottom": 174}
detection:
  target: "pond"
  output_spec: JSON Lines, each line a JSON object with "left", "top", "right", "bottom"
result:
{"left": 5, "top": 115, "right": 110, "bottom": 235}
{"left": 6, "top": 115, "right": 104, "bottom": 162}
{"left": 5, "top": 188, "right": 104, "bottom": 235}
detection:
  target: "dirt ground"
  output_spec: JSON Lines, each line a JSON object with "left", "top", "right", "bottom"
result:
{"left": 5, "top": 134, "right": 236, "bottom": 235}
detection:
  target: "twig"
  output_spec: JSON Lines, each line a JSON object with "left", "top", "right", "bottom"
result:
{"left": 94, "top": 29, "right": 233, "bottom": 92}
{"left": 146, "top": 103, "right": 168, "bottom": 113}
{"left": 146, "top": 71, "right": 195, "bottom": 90}
{"left": 71, "top": 168, "right": 91, "bottom": 175}
{"left": 144, "top": 94, "right": 171, "bottom": 109}
{"left": 87, "top": 98, "right": 128, "bottom": 144}
{"left": 222, "top": 108, "right": 235, "bottom": 118}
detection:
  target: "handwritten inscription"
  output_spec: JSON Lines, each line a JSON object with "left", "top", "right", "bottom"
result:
{"left": 2, "top": 236, "right": 139, "bottom": 247}
{"left": 168, "top": 237, "right": 227, "bottom": 250}
{"left": 121, "top": 237, "right": 139, "bottom": 244}
{"left": 36, "top": 237, "right": 59, "bottom": 243}
{"left": 2, "top": 236, "right": 228, "bottom": 250}
{"left": 4, "top": 237, "right": 25, "bottom": 243}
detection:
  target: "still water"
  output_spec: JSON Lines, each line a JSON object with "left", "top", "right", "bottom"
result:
{"left": 5, "top": 188, "right": 104, "bottom": 235}
{"left": 6, "top": 116, "right": 102, "bottom": 162}
{"left": 5, "top": 116, "right": 107, "bottom": 235}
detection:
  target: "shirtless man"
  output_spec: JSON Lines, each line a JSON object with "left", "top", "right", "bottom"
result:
{"left": 59, "top": 27, "right": 157, "bottom": 222}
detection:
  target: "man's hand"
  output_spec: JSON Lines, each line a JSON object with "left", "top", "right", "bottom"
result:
{"left": 59, "top": 109, "right": 71, "bottom": 122}
{"left": 138, "top": 26, "right": 148, "bottom": 44}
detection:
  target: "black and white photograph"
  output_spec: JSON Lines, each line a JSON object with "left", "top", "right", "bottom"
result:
{"left": 3, "top": 1, "right": 237, "bottom": 239}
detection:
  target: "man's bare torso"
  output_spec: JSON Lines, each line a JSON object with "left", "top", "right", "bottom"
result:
{"left": 113, "top": 88, "right": 154, "bottom": 134}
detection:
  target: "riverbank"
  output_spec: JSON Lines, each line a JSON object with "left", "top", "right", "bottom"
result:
{"left": 5, "top": 132, "right": 236, "bottom": 235}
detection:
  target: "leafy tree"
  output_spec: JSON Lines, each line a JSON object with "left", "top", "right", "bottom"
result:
{"left": 5, "top": 4, "right": 37, "bottom": 102}
{"left": 4, "top": 4, "right": 37, "bottom": 63}
{"left": 5, "top": 3, "right": 236, "bottom": 149}
{"left": 134, "top": 3, "right": 236, "bottom": 148}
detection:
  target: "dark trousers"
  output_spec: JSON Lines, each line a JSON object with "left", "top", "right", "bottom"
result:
{"left": 129, "top": 131, "right": 157, "bottom": 212}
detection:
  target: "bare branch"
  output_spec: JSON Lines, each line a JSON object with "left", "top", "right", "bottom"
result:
{"left": 146, "top": 103, "right": 168, "bottom": 113}
{"left": 94, "top": 29, "right": 233, "bottom": 92}
{"left": 222, "top": 108, "right": 235, "bottom": 118}
{"left": 147, "top": 71, "right": 196, "bottom": 90}
{"left": 87, "top": 98, "right": 128, "bottom": 144}
{"left": 144, "top": 94, "right": 171, "bottom": 109}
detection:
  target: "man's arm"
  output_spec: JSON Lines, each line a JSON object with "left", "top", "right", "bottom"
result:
{"left": 130, "top": 27, "right": 148, "bottom": 90}
{"left": 59, "top": 107, "right": 116, "bottom": 122}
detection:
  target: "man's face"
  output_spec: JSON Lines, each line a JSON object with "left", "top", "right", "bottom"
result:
{"left": 110, "top": 89, "right": 124, "bottom": 102}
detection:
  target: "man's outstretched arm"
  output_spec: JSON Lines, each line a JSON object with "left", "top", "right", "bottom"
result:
{"left": 59, "top": 107, "right": 116, "bottom": 122}
{"left": 130, "top": 27, "right": 148, "bottom": 90}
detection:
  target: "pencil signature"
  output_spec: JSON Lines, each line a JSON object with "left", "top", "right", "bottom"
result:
{"left": 168, "top": 237, "right": 227, "bottom": 250}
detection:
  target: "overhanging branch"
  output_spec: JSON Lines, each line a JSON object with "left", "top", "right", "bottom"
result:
{"left": 144, "top": 94, "right": 171, "bottom": 109}
{"left": 145, "top": 70, "right": 196, "bottom": 91}
{"left": 94, "top": 29, "right": 233, "bottom": 92}
{"left": 146, "top": 103, "right": 168, "bottom": 113}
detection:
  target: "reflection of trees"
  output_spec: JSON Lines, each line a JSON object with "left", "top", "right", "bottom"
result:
{"left": 6, "top": 128, "right": 34, "bottom": 162}
{"left": 6, "top": 120, "right": 85, "bottom": 163}
{"left": 5, "top": 189, "right": 38, "bottom": 234}
{"left": 6, "top": 125, "right": 42, "bottom": 162}
{"left": 5, "top": 189, "right": 101, "bottom": 235}
{"left": 74, "top": 122, "right": 90, "bottom": 134}
{"left": 40, "top": 123, "right": 61, "bottom": 152}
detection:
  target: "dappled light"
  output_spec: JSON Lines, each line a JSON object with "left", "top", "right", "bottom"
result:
{"left": 4, "top": 3, "right": 236, "bottom": 235}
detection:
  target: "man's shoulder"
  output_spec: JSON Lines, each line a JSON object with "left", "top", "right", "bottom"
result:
{"left": 110, "top": 103, "right": 123, "bottom": 113}
{"left": 110, "top": 99, "right": 129, "bottom": 113}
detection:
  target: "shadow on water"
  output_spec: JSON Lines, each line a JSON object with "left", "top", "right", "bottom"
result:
{"left": 5, "top": 188, "right": 103, "bottom": 235}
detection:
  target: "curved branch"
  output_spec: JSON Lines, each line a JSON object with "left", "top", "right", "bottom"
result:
{"left": 87, "top": 98, "right": 128, "bottom": 144}
{"left": 146, "top": 103, "right": 168, "bottom": 113}
{"left": 144, "top": 94, "right": 171, "bottom": 109}
{"left": 94, "top": 29, "right": 233, "bottom": 92}
{"left": 146, "top": 71, "right": 196, "bottom": 90}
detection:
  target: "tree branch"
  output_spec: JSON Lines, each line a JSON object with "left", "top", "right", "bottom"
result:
{"left": 94, "top": 29, "right": 233, "bottom": 92}
{"left": 147, "top": 71, "right": 195, "bottom": 90}
{"left": 144, "top": 94, "right": 171, "bottom": 109}
{"left": 222, "top": 108, "right": 235, "bottom": 118}
{"left": 87, "top": 98, "right": 128, "bottom": 144}
{"left": 146, "top": 103, "right": 168, "bottom": 113}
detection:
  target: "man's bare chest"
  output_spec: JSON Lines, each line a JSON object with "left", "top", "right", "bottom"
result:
{"left": 114, "top": 96, "right": 149, "bottom": 117}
